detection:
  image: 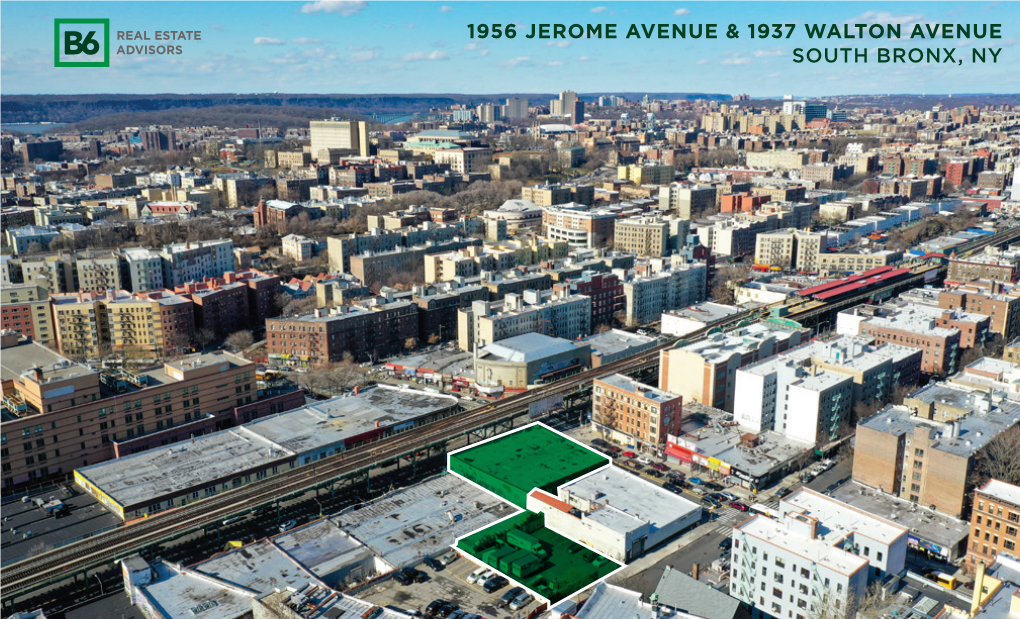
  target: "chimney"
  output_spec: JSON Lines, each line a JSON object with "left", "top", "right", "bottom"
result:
{"left": 354, "top": 386, "right": 360, "bottom": 395}
{"left": 32, "top": 365, "right": 43, "bottom": 383}
{"left": 374, "top": 420, "right": 380, "bottom": 428}
{"left": 971, "top": 560, "right": 986, "bottom": 615}
{"left": 692, "top": 563, "right": 700, "bottom": 580}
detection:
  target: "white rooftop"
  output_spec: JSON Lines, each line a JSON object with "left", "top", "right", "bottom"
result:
{"left": 782, "top": 487, "right": 908, "bottom": 547}
{"left": 561, "top": 466, "right": 700, "bottom": 534}
{"left": 978, "top": 479, "right": 1020, "bottom": 507}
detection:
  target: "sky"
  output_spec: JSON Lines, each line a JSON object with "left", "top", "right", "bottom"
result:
{"left": 1, "top": 1, "right": 1018, "bottom": 96}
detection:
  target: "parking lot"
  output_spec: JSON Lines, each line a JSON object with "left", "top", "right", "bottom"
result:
{"left": 357, "top": 553, "right": 536, "bottom": 618}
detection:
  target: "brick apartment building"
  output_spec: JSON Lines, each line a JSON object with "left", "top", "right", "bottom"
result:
{"left": 174, "top": 270, "right": 281, "bottom": 339}
{"left": 267, "top": 301, "right": 419, "bottom": 367}
{"left": 0, "top": 332, "right": 302, "bottom": 491}
{"left": 965, "top": 479, "right": 1020, "bottom": 574}
{"left": 592, "top": 373, "right": 683, "bottom": 450}
{"left": 839, "top": 306, "right": 964, "bottom": 375}
{"left": 553, "top": 272, "right": 623, "bottom": 328}
{"left": 939, "top": 284, "right": 1020, "bottom": 341}
{"left": 1, "top": 284, "right": 55, "bottom": 346}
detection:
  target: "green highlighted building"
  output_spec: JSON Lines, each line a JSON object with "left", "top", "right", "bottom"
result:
{"left": 457, "top": 511, "right": 620, "bottom": 603}
{"left": 449, "top": 424, "right": 609, "bottom": 509}
{"left": 449, "top": 423, "right": 622, "bottom": 604}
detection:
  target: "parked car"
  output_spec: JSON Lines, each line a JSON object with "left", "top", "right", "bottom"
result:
{"left": 623, "top": 460, "right": 643, "bottom": 470}
{"left": 662, "top": 483, "right": 681, "bottom": 494}
{"left": 394, "top": 569, "right": 415, "bottom": 585}
{"left": 440, "top": 551, "right": 459, "bottom": 566}
{"left": 411, "top": 568, "right": 428, "bottom": 583}
{"left": 467, "top": 566, "right": 488, "bottom": 584}
{"left": 719, "top": 492, "right": 738, "bottom": 502}
{"left": 622, "top": 450, "right": 637, "bottom": 458}
{"left": 710, "top": 492, "right": 728, "bottom": 502}
{"left": 688, "top": 477, "right": 704, "bottom": 485}
{"left": 438, "top": 602, "right": 459, "bottom": 618}
{"left": 646, "top": 469, "right": 664, "bottom": 478}
{"left": 775, "top": 486, "right": 793, "bottom": 499}
{"left": 603, "top": 445, "right": 622, "bottom": 454}
{"left": 729, "top": 501, "right": 749, "bottom": 511}
{"left": 426, "top": 599, "right": 446, "bottom": 615}
{"left": 704, "top": 481, "right": 724, "bottom": 492}
{"left": 424, "top": 557, "right": 443, "bottom": 571}
{"left": 821, "top": 459, "right": 836, "bottom": 470}
{"left": 510, "top": 591, "right": 534, "bottom": 611}
{"left": 591, "top": 439, "right": 608, "bottom": 448}
{"left": 650, "top": 463, "right": 668, "bottom": 472}
{"left": 719, "top": 538, "right": 733, "bottom": 550}
{"left": 702, "top": 496, "right": 722, "bottom": 509}
{"left": 278, "top": 519, "right": 297, "bottom": 533}
{"left": 502, "top": 586, "right": 525, "bottom": 605}
{"left": 636, "top": 457, "right": 652, "bottom": 466}
{"left": 483, "top": 575, "right": 508, "bottom": 593}
{"left": 476, "top": 571, "right": 497, "bottom": 586}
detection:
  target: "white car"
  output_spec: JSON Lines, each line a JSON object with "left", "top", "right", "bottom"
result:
{"left": 476, "top": 570, "right": 497, "bottom": 586}
{"left": 636, "top": 457, "right": 651, "bottom": 466}
{"left": 467, "top": 567, "right": 488, "bottom": 584}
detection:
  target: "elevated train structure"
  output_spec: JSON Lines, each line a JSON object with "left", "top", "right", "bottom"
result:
{"left": 3, "top": 224, "right": 1018, "bottom": 612}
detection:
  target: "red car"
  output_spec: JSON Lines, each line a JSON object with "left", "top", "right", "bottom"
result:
{"left": 729, "top": 501, "right": 749, "bottom": 511}
{"left": 622, "top": 451, "right": 637, "bottom": 458}
{"left": 650, "top": 463, "right": 668, "bottom": 472}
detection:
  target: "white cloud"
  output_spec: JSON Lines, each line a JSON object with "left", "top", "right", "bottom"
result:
{"left": 696, "top": 58, "right": 709, "bottom": 64}
{"left": 504, "top": 56, "right": 533, "bottom": 68}
{"left": 721, "top": 55, "right": 751, "bottom": 65}
{"left": 348, "top": 50, "right": 379, "bottom": 61}
{"left": 577, "top": 56, "right": 591, "bottom": 61}
{"left": 300, "top": 1, "right": 368, "bottom": 16}
{"left": 253, "top": 37, "right": 286, "bottom": 45}
{"left": 545, "top": 41, "right": 571, "bottom": 48}
{"left": 590, "top": 6, "right": 608, "bottom": 13}
{"left": 547, "top": 60, "right": 565, "bottom": 66}
{"left": 401, "top": 50, "right": 450, "bottom": 61}
{"left": 210, "top": 24, "right": 224, "bottom": 31}
{"left": 673, "top": 8, "right": 690, "bottom": 16}
{"left": 753, "top": 48, "right": 785, "bottom": 57}
{"left": 292, "top": 37, "right": 323, "bottom": 44}
{"left": 956, "top": 39, "right": 974, "bottom": 47}
{"left": 479, "top": 49, "right": 490, "bottom": 57}
{"left": 464, "top": 42, "right": 479, "bottom": 51}
{"left": 845, "top": 11, "right": 925, "bottom": 25}
{"left": 439, "top": 5, "right": 453, "bottom": 12}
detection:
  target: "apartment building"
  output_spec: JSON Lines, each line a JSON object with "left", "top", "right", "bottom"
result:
{"left": 432, "top": 146, "right": 492, "bottom": 174}
{"left": 266, "top": 300, "right": 419, "bottom": 367}
{"left": 622, "top": 259, "right": 708, "bottom": 325}
{"left": 309, "top": 119, "right": 369, "bottom": 160}
{"left": 326, "top": 224, "right": 464, "bottom": 273}
{"left": 965, "top": 480, "right": 1020, "bottom": 574}
{"left": 592, "top": 373, "right": 683, "bottom": 449}
{"left": 660, "top": 322, "right": 810, "bottom": 412}
{"left": 745, "top": 149, "right": 812, "bottom": 171}
{"left": 940, "top": 284, "right": 1020, "bottom": 341}
{"left": 854, "top": 383, "right": 1020, "bottom": 517}
{"left": 456, "top": 290, "right": 592, "bottom": 352}
{"left": 659, "top": 183, "right": 716, "bottom": 218}
{"left": 0, "top": 332, "right": 261, "bottom": 491}
{"left": 734, "top": 336, "right": 922, "bottom": 445}
{"left": 281, "top": 233, "right": 317, "bottom": 262}
{"left": 349, "top": 238, "right": 482, "bottom": 288}
{"left": 521, "top": 183, "right": 595, "bottom": 207}
{"left": 158, "top": 239, "right": 235, "bottom": 288}
{"left": 542, "top": 204, "right": 617, "bottom": 248}
{"left": 411, "top": 283, "right": 489, "bottom": 345}
{"left": 838, "top": 306, "right": 964, "bottom": 375}
{"left": 948, "top": 247, "right": 1020, "bottom": 285}
{"left": 0, "top": 284, "right": 56, "bottom": 346}
{"left": 50, "top": 290, "right": 197, "bottom": 358}
{"left": 73, "top": 249, "right": 121, "bottom": 292}
{"left": 818, "top": 250, "right": 903, "bottom": 277}
{"left": 730, "top": 488, "right": 907, "bottom": 619}
{"left": 121, "top": 247, "right": 165, "bottom": 292}
{"left": 754, "top": 229, "right": 825, "bottom": 271}
{"left": 614, "top": 217, "right": 670, "bottom": 257}
{"left": 553, "top": 271, "right": 623, "bottom": 328}
{"left": 618, "top": 163, "right": 676, "bottom": 186}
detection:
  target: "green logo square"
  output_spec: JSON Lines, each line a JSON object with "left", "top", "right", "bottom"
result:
{"left": 54, "top": 18, "right": 110, "bottom": 67}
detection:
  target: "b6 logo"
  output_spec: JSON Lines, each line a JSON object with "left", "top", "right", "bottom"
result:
{"left": 54, "top": 19, "right": 110, "bottom": 67}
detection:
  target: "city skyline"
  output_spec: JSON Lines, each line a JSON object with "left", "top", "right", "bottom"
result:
{"left": 1, "top": 1, "right": 1018, "bottom": 96}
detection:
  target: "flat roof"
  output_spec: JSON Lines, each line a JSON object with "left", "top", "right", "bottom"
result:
{"left": 736, "top": 513, "right": 869, "bottom": 576}
{"left": 783, "top": 487, "right": 907, "bottom": 546}
{"left": 978, "top": 479, "right": 1020, "bottom": 507}
{"left": 596, "top": 373, "right": 679, "bottom": 404}
{"left": 273, "top": 519, "right": 379, "bottom": 581}
{"left": 190, "top": 538, "right": 320, "bottom": 593}
{"left": 579, "top": 329, "right": 658, "bottom": 358}
{"left": 682, "top": 322, "right": 805, "bottom": 364}
{"left": 562, "top": 466, "right": 701, "bottom": 534}
{"left": 242, "top": 386, "right": 458, "bottom": 455}
{"left": 76, "top": 428, "right": 292, "bottom": 510}
{"left": 829, "top": 481, "right": 969, "bottom": 551}
{"left": 860, "top": 395, "right": 1020, "bottom": 458}
{"left": 0, "top": 486, "right": 122, "bottom": 564}
{"left": 981, "top": 556, "right": 1020, "bottom": 619}
{"left": 136, "top": 561, "right": 254, "bottom": 619}
{"left": 337, "top": 475, "right": 516, "bottom": 568}
{"left": 0, "top": 337, "right": 80, "bottom": 382}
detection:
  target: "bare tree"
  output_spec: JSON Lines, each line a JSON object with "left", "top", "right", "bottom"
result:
{"left": 195, "top": 328, "right": 216, "bottom": 351}
{"left": 427, "top": 334, "right": 441, "bottom": 345}
{"left": 404, "top": 337, "right": 418, "bottom": 352}
{"left": 971, "top": 425, "right": 1020, "bottom": 488}
{"left": 711, "top": 264, "right": 751, "bottom": 305}
{"left": 225, "top": 330, "right": 255, "bottom": 353}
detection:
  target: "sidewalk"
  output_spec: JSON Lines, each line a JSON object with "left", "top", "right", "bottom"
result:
{"left": 608, "top": 519, "right": 722, "bottom": 584}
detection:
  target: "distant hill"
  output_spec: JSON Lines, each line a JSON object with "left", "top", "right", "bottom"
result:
{"left": 57, "top": 105, "right": 371, "bottom": 132}
{"left": 0, "top": 92, "right": 735, "bottom": 125}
